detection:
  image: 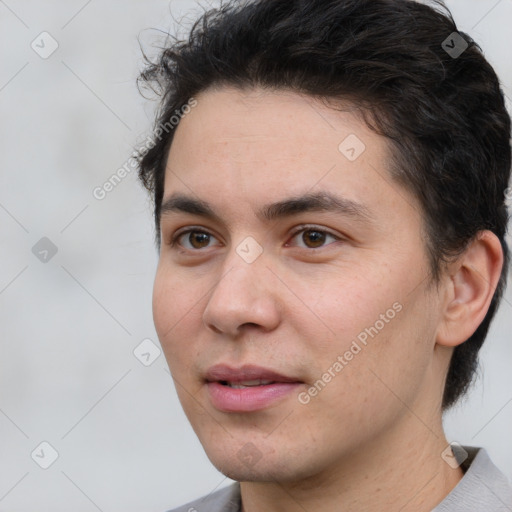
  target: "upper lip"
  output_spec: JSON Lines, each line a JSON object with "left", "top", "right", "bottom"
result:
{"left": 205, "top": 364, "right": 301, "bottom": 383}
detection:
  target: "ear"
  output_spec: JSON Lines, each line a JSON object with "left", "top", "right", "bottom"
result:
{"left": 436, "top": 230, "right": 504, "bottom": 347}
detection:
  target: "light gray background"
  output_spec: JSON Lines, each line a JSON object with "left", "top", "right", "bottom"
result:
{"left": 0, "top": 1, "right": 511, "bottom": 510}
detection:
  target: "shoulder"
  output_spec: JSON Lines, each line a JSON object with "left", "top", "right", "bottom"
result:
{"left": 164, "top": 482, "right": 241, "bottom": 512}
{"left": 433, "top": 446, "right": 512, "bottom": 511}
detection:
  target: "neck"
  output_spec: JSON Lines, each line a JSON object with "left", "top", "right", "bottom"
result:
{"left": 240, "top": 408, "right": 464, "bottom": 512}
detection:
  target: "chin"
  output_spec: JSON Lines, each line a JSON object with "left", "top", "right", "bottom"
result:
{"left": 202, "top": 442, "right": 320, "bottom": 483}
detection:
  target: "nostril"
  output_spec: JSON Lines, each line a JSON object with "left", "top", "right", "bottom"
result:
{"left": 242, "top": 322, "right": 259, "bottom": 329}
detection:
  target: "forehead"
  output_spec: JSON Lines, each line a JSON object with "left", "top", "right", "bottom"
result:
{"left": 169, "top": 86, "right": 379, "bottom": 159}
{"left": 161, "top": 86, "right": 421, "bottom": 232}
{"left": 166, "top": 87, "right": 387, "bottom": 184}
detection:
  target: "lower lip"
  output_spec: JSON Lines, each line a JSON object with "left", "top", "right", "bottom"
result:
{"left": 206, "top": 381, "right": 302, "bottom": 412}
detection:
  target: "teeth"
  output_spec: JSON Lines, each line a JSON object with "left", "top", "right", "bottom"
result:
{"left": 225, "top": 379, "right": 274, "bottom": 388}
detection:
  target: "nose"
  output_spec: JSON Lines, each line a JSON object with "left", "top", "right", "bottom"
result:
{"left": 202, "top": 253, "right": 281, "bottom": 338}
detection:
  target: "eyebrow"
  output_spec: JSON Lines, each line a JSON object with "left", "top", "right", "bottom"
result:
{"left": 159, "top": 191, "right": 374, "bottom": 225}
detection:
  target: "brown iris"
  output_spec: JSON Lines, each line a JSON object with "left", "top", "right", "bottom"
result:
{"left": 301, "top": 229, "right": 326, "bottom": 248}
{"left": 188, "top": 231, "right": 211, "bottom": 249}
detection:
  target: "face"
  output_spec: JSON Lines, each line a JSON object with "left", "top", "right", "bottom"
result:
{"left": 153, "top": 86, "right": 446, "bottom": 483}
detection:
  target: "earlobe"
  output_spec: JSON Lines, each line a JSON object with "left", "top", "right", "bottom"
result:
{"left": 436, "top": 231, "right": 504, "bottom": 348}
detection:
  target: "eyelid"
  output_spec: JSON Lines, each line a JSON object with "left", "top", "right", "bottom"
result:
{"left": 169, "top": 226, "right": 221, "bottom": 248}
{"left": 287, "top": 224, "right": 342, "bottom": 242}
{"left": 285, "top": 224, "right": 343, "bottom": 250}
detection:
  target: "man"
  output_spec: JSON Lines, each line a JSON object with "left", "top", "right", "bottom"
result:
{"left": 136, "top": 0, "right": 512, "bottom": 510}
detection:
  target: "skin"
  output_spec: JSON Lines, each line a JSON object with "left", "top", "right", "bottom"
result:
{"left": 152, "top": 85, "right": 503, "bottom": 511}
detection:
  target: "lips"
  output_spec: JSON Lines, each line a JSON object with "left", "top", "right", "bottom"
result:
{"left": 220, "top": 379, "right": 275, "bottom": 388}
{"left": 205, "top": 364, "right": 299, "bottom": 384}
{"left": 205, "top": 364, "right": 303, "bottom": 412}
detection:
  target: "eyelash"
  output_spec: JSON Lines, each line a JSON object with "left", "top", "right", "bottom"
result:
{"left": 169, "top": 225, "right": 343, "bottom": 251}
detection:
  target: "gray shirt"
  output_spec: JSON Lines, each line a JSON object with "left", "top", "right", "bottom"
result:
{"left": 166, "top": 446, "right": 512, "bottom": 512}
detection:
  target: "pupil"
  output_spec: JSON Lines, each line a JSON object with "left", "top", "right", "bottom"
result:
{"left": 304, "top": 230, "right": 325, "bottom": 248}
{"left": 191, "top": 232, "right": 209, "bottom": 248}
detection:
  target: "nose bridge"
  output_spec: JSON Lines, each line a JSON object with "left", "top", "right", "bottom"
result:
{"left": 214, "top": 233, "right": 268, "bottom": 295}
{"left": 202, "top": 245, "right": 279, "bottom": 335}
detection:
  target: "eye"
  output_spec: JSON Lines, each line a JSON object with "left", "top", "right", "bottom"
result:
{"left": 169, "top": 225, "right": 342, "bottom": 252}
{"left": 287, "top": 226, "right": 342, "bottom": 249}
{"left": 171, "top": 228, "right": 220, "bottom": 250}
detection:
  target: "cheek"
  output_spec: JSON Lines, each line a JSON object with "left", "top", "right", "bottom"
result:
{"left": 152, "top": 269, "right": 174, "bottom": 342}
{"left": 152, "top": 267, "right": 201, "bottom": 361}
{"left": 304, "top": 267, "right": 431, "bottom": 391}
{"left": 308, "top": 271, "right": 394, "bottom": 346}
